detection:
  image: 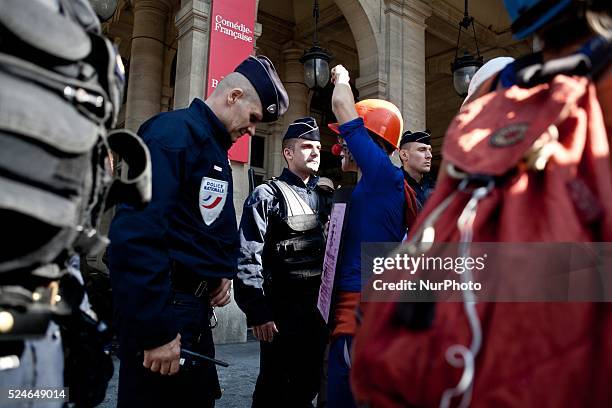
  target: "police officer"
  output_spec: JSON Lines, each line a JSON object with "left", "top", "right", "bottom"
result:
{"left": 398, "top": 130, "right": 435, "bottom": 211}
{"left": 235, "top": 117, "right": 331, "bottom": 408}
{"left": 107, "top": 55, "right": 288, "bottom": 407}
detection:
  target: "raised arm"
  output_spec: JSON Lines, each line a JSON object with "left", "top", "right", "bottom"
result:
{"left": 330, "top": 65, "right": 358, "bottom": 125}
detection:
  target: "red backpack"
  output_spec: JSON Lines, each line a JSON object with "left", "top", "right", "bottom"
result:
{"left": 351, "top": 72, "right": 612, "bottom": 407}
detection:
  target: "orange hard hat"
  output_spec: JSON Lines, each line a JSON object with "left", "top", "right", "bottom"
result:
{"left": 328, "top": 99, "right": 403, "bottom": 152}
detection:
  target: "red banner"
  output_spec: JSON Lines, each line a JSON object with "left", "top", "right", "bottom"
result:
{"left": 206, "top": 0, "right": 257, "bottom": 163}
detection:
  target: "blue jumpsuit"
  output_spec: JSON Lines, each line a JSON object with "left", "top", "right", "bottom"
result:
{"left": 329, "top": 118, "right": 406, "bottom": 408}
{"left": 107, "top": 98, "right": 239, "bottom": 407}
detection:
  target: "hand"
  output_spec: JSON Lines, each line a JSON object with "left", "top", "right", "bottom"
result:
{"left": 323, "top": 215, "right": 331, "bottom": 240}
{"left": 253, "top": 321, "right": 278, "bottom": 342}
{"left": 331, "top": 64, "right": 350, "bottom": 86}
{"left": 210, "top": 278, "right": 232, "bottom": 307}
{"left": 330, "top": 65, "right": 358, "bottom": 124}
{"left": 143, "top": 333, "right": 181, "bottom": 375}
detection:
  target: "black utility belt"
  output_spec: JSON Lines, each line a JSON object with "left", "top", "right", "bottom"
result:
{"left": 170, "top": 269, "right": 219, "bottom": 298}
{"left": 272, "top": 270, "right": 322, "bottom": 283}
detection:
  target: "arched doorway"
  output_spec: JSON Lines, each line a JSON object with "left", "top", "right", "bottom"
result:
{"left": 255, "top": 0, "right": 363, "bottom": 188}
{"left": 308, "top": 82, "right": 358, "bottom": 188}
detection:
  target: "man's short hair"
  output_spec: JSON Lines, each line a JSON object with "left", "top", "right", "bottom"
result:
{"left": 282, "top": 138, "right": 298, "bottom": 164}
{"left": 214, "top": 72, "right": 260, "bottom": 105}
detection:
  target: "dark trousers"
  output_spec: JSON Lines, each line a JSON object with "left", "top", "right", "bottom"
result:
{"left": 117, "top": 291, "right": 220, "bottom": 407}
{"left": 327, "top": 335, "right": 357, "bottom": 408}
{"left": 252, "top": 281, "right": 328, "bottom": 408}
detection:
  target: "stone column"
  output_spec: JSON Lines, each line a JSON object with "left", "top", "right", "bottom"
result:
{"left": 281, "top": 48, "right": 310, "bottom": 122}
{"left": 267, "top": 47, "right": 310, "bottom": 177}
{"left": 355, "top": 74, "right": 387, "bottom": 100}
{"left": 266, "top": 121, "right": 285, "bottom": 179}
{"left": 125, "top": 0, "right": 169, "bottom": 132}
{"left": 173, "top": 0, "right": 210, "bottom": 109}
{"left": 253, "top": 22, "right": 262, "bottom": 53}
{"left": 384, "top": 0, "right": 431, "bottom": 130}
{"left": 216, "top": 162, "right": 248, "bottom": 345}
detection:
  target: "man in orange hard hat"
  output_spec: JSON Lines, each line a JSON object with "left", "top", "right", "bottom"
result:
{"left": 322, "top": 64, "right": 406, "bottom": 407}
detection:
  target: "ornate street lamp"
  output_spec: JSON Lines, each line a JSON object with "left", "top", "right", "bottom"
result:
{"left": 451, "top": 0, "right": 484, "bottom": 97}
{"left": 89, "top": 0, "right": 118, "bottom": 22}
{"left": 300, "top": 0, "right": 332, "bottom": 90}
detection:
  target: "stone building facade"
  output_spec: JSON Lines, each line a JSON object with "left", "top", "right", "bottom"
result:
{"left": 98, "top": 0, "right": 531, "bottom": 343}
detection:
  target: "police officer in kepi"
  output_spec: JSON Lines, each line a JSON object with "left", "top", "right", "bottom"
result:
{"left": 235, "top": 117, "right": 331, "bottom": 407}
{"left": 107, "top": 55, "right": 288, "bottom": 407}
{"left": 398, "top": 130, "right": 435, "bottom": 211}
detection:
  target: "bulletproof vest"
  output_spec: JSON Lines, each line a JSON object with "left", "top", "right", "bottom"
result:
{"left": 0, "top": 0, "right": 151, "bottom": 277}
{"left": 262, "top": 179, "right": 326, "bottom": 280}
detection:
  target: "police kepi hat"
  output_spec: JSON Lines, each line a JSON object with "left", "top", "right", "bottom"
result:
{"left": 234, "top": 55, "right": 289, "bottom": 122}
{"left": 283, "top": 117, "right": 320, "bottom": 141}
{"left": 400, "top": 129, "right": 431, "bottom": 147}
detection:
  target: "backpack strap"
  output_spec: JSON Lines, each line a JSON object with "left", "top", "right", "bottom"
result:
{"left": 498, "top": 35, "right": 611, "bottom": 89}
{"left": 403, "top": 180, "right": 419, "bottom": 233}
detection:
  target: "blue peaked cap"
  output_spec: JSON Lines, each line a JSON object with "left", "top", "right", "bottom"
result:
{"left": 234, "top": 55, "right": 289, "bottom": 122}
{"left": 283, "top": 117, "right": 320, "bottom": 141}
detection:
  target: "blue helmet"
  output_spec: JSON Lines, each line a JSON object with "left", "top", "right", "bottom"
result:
{"left": 504, "top": 0, "right": 573, "bottom": 39}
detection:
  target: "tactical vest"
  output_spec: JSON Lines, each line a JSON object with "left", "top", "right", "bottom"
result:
{"left": 0, "top": 0, "right": 151, "bottom": 276}
{"left": 262, "top": 179, "right": 326, "bottom": 282}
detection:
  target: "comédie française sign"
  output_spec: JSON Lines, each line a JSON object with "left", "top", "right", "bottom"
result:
{"left": 206, "top": 0, "right": 257, "bottom": 163}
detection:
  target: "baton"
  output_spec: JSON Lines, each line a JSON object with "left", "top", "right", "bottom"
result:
{"left": 248, "top": 167, "right": 256, "bottom": 194}
{"left": 181, "top": 348, "right": 229, "bottom": 367}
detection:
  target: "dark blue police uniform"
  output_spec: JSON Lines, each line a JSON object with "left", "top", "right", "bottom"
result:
{"left": 107, "top": 55, "right": 289, "bottom": 407}
{"left": 400, "top": 130, "right": 435, "bottom": 210}
{"left": 403, "top": 170, "right": 435, "bottom": 211}
{"left": 235, "top": 118, "right": 331, "bottom": 408}
{"left": 108, "top": 99, "right": 237, "bottom": 407}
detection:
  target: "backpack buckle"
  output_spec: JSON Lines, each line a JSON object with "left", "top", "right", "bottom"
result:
{"left": 457, "top": 175, "right": 495, "bottom": 195}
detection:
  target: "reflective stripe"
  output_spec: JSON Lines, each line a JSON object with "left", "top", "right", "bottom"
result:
{"left": 343, "top": 339, "right": 352, "bottom": 369}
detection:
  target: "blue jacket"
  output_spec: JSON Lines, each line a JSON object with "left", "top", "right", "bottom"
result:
{"left": 336, "top": 118, "right": 406, "bottom": 292}
{"left": 107, "top": 99, "right": 239, "bottom": 351}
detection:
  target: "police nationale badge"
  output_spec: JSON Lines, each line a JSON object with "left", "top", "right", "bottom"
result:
{"left": 199, "top": 177, "right": 228, "bottom": 226}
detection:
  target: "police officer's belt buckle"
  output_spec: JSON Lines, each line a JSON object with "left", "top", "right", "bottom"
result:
{"left": 194, "top": 280, "right": 208, "bottom": 298}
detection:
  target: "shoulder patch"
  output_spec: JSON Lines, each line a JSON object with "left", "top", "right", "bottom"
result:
{"left": 199, "top": 177, "right": 228, "bottom": 225}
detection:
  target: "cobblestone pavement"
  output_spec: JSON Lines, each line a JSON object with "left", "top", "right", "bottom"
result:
{"left": 98, "top": 340, "right": 260, "bottom": 407}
